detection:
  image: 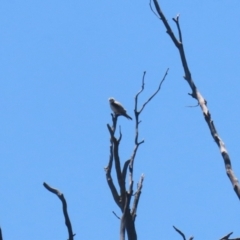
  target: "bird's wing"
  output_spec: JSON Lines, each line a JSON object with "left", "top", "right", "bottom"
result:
{"left": 112, "top": 101, "right": 126, "bottom": 114}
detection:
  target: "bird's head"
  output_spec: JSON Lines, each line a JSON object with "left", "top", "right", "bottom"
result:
{"left": 108, "top": 97, "right": 115, "bottom": 103}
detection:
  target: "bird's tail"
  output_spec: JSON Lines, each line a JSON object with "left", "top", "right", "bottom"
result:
{"left": 125, "top": 114, "right": 132, "bottom": 120}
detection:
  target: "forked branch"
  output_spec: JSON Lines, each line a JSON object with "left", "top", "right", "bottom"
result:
{"left": 137, "top": 69, "right": 169, "bottom": 115}
{"left": 151, "top": 0, "right": 240, "bottom": 199}
{"left": 173, "top": 226, "right": 193, "bottom": 240}
{"left": 105, "top": 71, "right": 167, "bottom": 240}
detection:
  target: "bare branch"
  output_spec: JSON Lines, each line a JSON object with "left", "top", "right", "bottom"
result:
{"left": 105, "top": 128, "right": 114, "bottom": 172}
{"left": 138, "top": 68, "right": 169, "bottom": 114}
{"left": 151, "top": 0, "right": 180, "bottom": 48}
{"left": 105, "top": 118, "right": 122, "bottom": 209}
{"left": 219, "top": 232, "right": 240, "bottom": 240}
{"left": 149, "top": 0, "right": 161, "bottom": 19}
{"left": 0, "top": 227, "right": 3, "bottom": 240}
{"left": 152, "top": 0, "right": 240, "bottom": 199}
{"left": 129, "top": 143, "right": 143, "bottom": 179}
{"left": 112, "top": 211, "right": 121, "bottom": 220}
{"left": 111, "top": 113, "right": 118, "bottom": 134}
{"left": 173, "top": 226, "right": 187, "bottom": 240}
{"left": 122, "top": 160, "right": 130, "bottom": 181}
{"left": 151, "top": 0, "right": 191, "bottom": 82}
{"left": 118, "top": 125, "right": 122, "bottom": 143}
{"left": 220, "top": 232, "right": 233, "bottom": 240}
{"left": 105, "top": 170, "right": 121, "bottom": 209}
{"left": 131, "top": 175, "right": 144, "bottom": 221}
{"left": 43, "top": 182, "right": 75, "bottom": 240}
{"left": 105, "top": 165, "right": 121, "bottom": 207}
{"left": 113, "top": 134, "right": 123, "bottom": 191}
{"left": 135, "top": 71, "right": 146, "bottom": 107}
{"left": 172, "top": 14, "right": 182, "bottom": 43}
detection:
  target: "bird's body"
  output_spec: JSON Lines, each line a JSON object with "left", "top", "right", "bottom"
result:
{"left": 109, "top": 97, "right": 132, "bottom": 120}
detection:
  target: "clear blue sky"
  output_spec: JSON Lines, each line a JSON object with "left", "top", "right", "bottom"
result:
{"left": 0, "top": 1, "right": 240, "bottom": 239}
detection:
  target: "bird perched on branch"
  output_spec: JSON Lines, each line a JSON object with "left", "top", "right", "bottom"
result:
{"left": 108, "top": 97, "right": 132, "bottom": 120}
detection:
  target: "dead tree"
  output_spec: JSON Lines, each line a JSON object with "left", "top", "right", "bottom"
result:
{"left": 105, "top": 70, "right": 168, "bottom": 240}
{"left": 150, "top": 0, "right": 240, "bottom": 238}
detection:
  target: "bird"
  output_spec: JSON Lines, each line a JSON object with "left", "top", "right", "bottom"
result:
{"left": 108, "top": 97, "right": 132, "bottom": 120}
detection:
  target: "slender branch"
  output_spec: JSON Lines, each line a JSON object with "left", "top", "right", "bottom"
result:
{"left": 173, "top": 226, "right": 187, "bottom": 240}
{"left": 105, "top": 118, "right": 122, "bottom": 209}
{"left": 112, "top": 211, "right": 121, "bottom": 220}
{"left": 121, "top": 159, "right": 131, "bottom": 204}
{"left": 138, "top": 68, "right": 169, "bottom": 114}
{"left": 109, "top": 117, "right": 126, "bottom": 209}
{"left": 151, "top": 0, "right": 192, "bottom": 84}
{"left": 122, "top": 160, "right": 130, "bottom": 181}
{"left": 106, "top": 137, "right": 114, "bottom": 171}
{"left": 43, "top": 182, "right": 75, "bottom": 240}
{"left": 113, "top": 130, "right": 124, "bottom": 196}
{"left": 152, "top": 0, "right": 240, "bottom": 199}
{"left": 118, "top": 126, "right": 122, "bottom": 143}
{"left": 135, "top": 71, "right": 146, "bottom": 107}
{"left": 220, "top": 232, "right": 233, "bottom": 240}
{"left": 105, "top": 169, "right": 121, "bottom": 209}
{"left": 131, "top": 175, "right": 144, "bottom": 221}
{"left": 105, "top": 115, "right": 118, "bottom": 174}
{"left": 111, "top": 113, "right": 118, "bottom": 134}
{"left": 149, "top": 0, "right": 161, "bottom": 19}
{"left": 129, "top": 144, "right": 143, "bottom": 178}
{"left": 172, "top": 15, "right": 182, "bottom": 43}
{"left": 151, "top": 0, "right": 180, "bottom": 48}
{"left": 219, "top": 232, "right": 240, "bottom": 240}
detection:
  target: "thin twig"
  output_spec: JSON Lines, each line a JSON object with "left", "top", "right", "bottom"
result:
{"left": 185, "top": 103, "right": 199, "bottom": 108}
{"left": 219, "top": 232, "right": 233, "bottom": 240}
{"left": 149, "top": 0, "right": 161, "bottom": 19}
{"left": 135, "top": 71, "right": 146, "bottom": 115}
{"left": 173, "top": 14, "right": 182, "bottom": 43}
{"left": 112, "top": 211, "right": 121, "bottom": 220}
{"left": 173, "top": 226, "right": 186, "bottom": 240}
{"left": 138, "top": 68, "right": 169, "bottom": 114}
{"left": 218, "top": 232, "right": 240, "bottom": 240}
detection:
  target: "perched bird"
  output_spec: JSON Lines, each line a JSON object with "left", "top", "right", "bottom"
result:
{"left": 109, "top": 97, "right": 132, "bottom": 120}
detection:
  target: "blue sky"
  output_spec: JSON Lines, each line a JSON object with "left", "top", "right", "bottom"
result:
{"left": 0, "top": 1, "right": 240, "bottom": 239}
